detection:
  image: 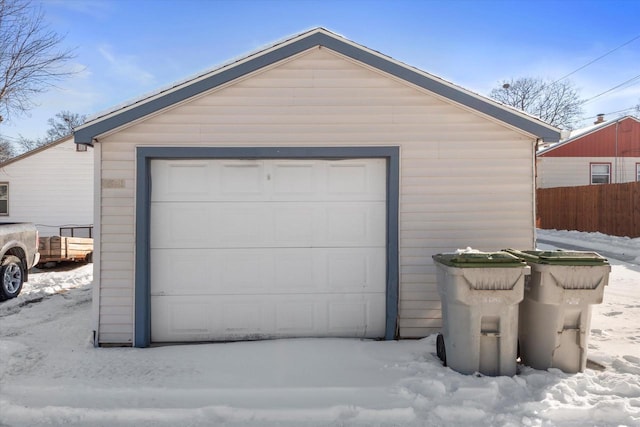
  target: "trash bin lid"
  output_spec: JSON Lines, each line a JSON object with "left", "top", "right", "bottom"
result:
{"left": 432, "top": 251, "right": 526, "bottom": 268}
{"left": 504, "top": 249, "right": 609, "bottom": 265}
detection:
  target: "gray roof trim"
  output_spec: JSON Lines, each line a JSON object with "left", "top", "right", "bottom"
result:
{"left": 76, "top": 29, "right": 560, "bottom": 144}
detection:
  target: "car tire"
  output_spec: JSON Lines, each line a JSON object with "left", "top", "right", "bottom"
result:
{"left": 0, "top": 255, "right": 24, "bottom": 301}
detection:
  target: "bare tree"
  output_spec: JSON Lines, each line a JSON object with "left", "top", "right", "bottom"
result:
{"left": 0, "top": 136, "right": 15, "bottom": 162}
{"left": 490, "top": 77, "right": 585, "bottom": 130}
{"left": 13, "top": 134, "right": 42, "bottom": 152}
{"left": 0, "top": 0, "right": 75, "bottom": 123}
{"left": 10, "top": 110, "right": 85, "bottom": 153}
{"left": 45, "top": 110, "right": 86, "bottom": 141}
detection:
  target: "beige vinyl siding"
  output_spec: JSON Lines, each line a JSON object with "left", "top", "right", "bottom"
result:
{"left": 399, "top": 138, "right": 533, "bottom": 336}
{"left": 97, "top": 46, "right": 536, "bottom": 344}
{"left": 0, "top": 138, "right": 93, "bottom": 237}
{"left": 537, "top": 157, "right": 640, "bottom": 188}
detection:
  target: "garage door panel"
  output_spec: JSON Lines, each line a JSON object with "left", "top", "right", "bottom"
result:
{"left": 327, "top": 250, "right": 381, "bottom": 289}
{"left": 151, "top": 247, "right": 385, "bottom": 295}
{"left": 221, "top": 252, "right": 273, "bottom": 289}
{"left": 221, "top": 162, "right": 265, "bottom": 194}
{"left": 153, "top": 161, "right": 212, "bottom": 200}
{"left": 328, "top": 298, "right": 385, "bottom": 335}
{"left": 151, "top": 205, "right": 208, "bottom": 247}
{"left": 151, "top": 298, "right": 212, "bottom": 340}
{"left": 151, "top": 159, "right": 386, "bottom": 202}
{"left": 326, "top": 204, "right": 385, "bottom": 244}
{"left": 150, "top": 251, "right": 215, "bottom": 294}
{"left": 272, "top": 162, "right": 317, "bottom": 195}
{"left": 275, "top": 302, "right": 316, "bottom": 332}
{"left": 170, "top": 206, "right": 211, "bottom": 244}
{"left": 274, "top": 206, "right": 316, "bottom": 243}
{"left": 151, "top": 201, "right": 385, "bottom": 248}
{"left": 222, "top": 302, "right": 264, "bottom": 333}
{"left": 274, "top": 251, "right": 316, "bottom": 289}
{"left": 151, "top": 294, "right": 386, "bottom": 342}
{"left": 327, "top": 163, "right": 367, "bottom": 194}
{"left": 217, "top": 205, "right": 271, "bottom": 245}
{"left": 151, "top": 249, "right": 272, "bottom": 295}
{"left": 167, "top": 162, "right": 210, "bottom": 195}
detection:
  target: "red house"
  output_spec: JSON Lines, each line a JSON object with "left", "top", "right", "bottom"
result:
{"left": 537, "top": 115, "right": 640, "bottom": 188}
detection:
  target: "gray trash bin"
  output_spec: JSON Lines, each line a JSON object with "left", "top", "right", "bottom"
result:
{"left": 505, "top": 249, "right": 610, "bottom": 373}
{"left": 432, "top": 251, "right": 530, "bottom": 376}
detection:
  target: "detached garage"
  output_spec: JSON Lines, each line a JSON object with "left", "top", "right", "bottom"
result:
{"left": 75, "top": 28, "right": 560, "bottom": 347}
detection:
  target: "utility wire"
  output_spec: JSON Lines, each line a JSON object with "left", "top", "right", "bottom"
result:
{"left": 582, "top": 106, "right": 638, "bottom": 121}
{"left": 583, "top": 74, "right": 640, "bottom": 104}
{"left": 552, "top": 34, "right": 640, "bottom": 84}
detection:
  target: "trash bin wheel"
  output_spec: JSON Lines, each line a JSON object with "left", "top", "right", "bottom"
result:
{"left": 436, "top": 333, "right": 447, "bottom": 366}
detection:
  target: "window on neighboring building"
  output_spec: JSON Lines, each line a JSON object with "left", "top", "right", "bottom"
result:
{"left": 590, "top": 163, "right": 611, "bottom": 184}
{"left": 0, "top": 183, "right": 8, "bottom": 215}
{"left": 636, "top": 163, "right": 640, "bottom": 182}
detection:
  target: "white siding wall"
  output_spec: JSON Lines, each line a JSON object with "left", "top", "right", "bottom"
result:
{"left": 97, "top": 47, "right": 536, "bottom": 344}
{"left": 537, "top": 157, "right": 640, "bottom": 188}
{"left": 0, "top": 138, "right": 94, "bottom": 236}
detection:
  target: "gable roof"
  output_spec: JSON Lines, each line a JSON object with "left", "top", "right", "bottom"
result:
{"left": 74, "top": 28, "right": 561, "bottom": 145}
{"left": 0, "top": 135, "right": 74, "bottom": 168}
{"left": 537, "top": 115, "right": 640, "bottom": 156}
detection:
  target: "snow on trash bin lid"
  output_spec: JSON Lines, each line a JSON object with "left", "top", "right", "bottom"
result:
{"left": 432, "top": 250, "right": 526, "bottom": 268}
{"left": 503, "top": 249, "right": 609, "bottom": 266}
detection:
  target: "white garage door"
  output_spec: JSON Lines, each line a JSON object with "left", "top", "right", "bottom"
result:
{"left": 149, "top": 158, "right": 387, "bottom": 342}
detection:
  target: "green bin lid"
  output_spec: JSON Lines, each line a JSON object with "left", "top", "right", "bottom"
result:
{"left": 432, "top": 251, "right": 527, "bottom": 268}
{"left": 503, "top": 248, "right": 608, "bottom": 266}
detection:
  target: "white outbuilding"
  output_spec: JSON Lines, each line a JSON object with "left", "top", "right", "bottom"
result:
{"left": 75, "top": 28, "right": 560, "bottom": 347}
{"left": 0, "top": 136, "right": 93, "bottom": 237}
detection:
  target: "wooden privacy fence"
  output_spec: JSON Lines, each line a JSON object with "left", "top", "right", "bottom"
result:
{"left": 537, "top": 182, "right": 640, "bottom": 238}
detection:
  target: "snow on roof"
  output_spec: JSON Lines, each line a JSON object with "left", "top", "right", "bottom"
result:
{"left": 566, "top": 121, "right": 608, "bottom": 139}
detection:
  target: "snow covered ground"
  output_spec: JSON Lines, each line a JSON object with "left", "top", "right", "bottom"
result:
{"left": 0, "top": 229, "right": 638, "bottom": 427}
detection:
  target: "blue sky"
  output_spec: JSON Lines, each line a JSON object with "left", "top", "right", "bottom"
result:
{"left": 3, "top": 0, "right": 640, "bottom": 142}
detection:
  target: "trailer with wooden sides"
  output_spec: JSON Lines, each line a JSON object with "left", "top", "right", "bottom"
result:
{"left": 38, "top": 236, "right": 93, "bottom": 265}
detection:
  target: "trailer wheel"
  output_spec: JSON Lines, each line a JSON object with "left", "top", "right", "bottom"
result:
{"left": 436, "top": 333, "right": 447, "bottom": 366}
{"left": 0, "top": 256, "right": 24, "bottom": 301}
